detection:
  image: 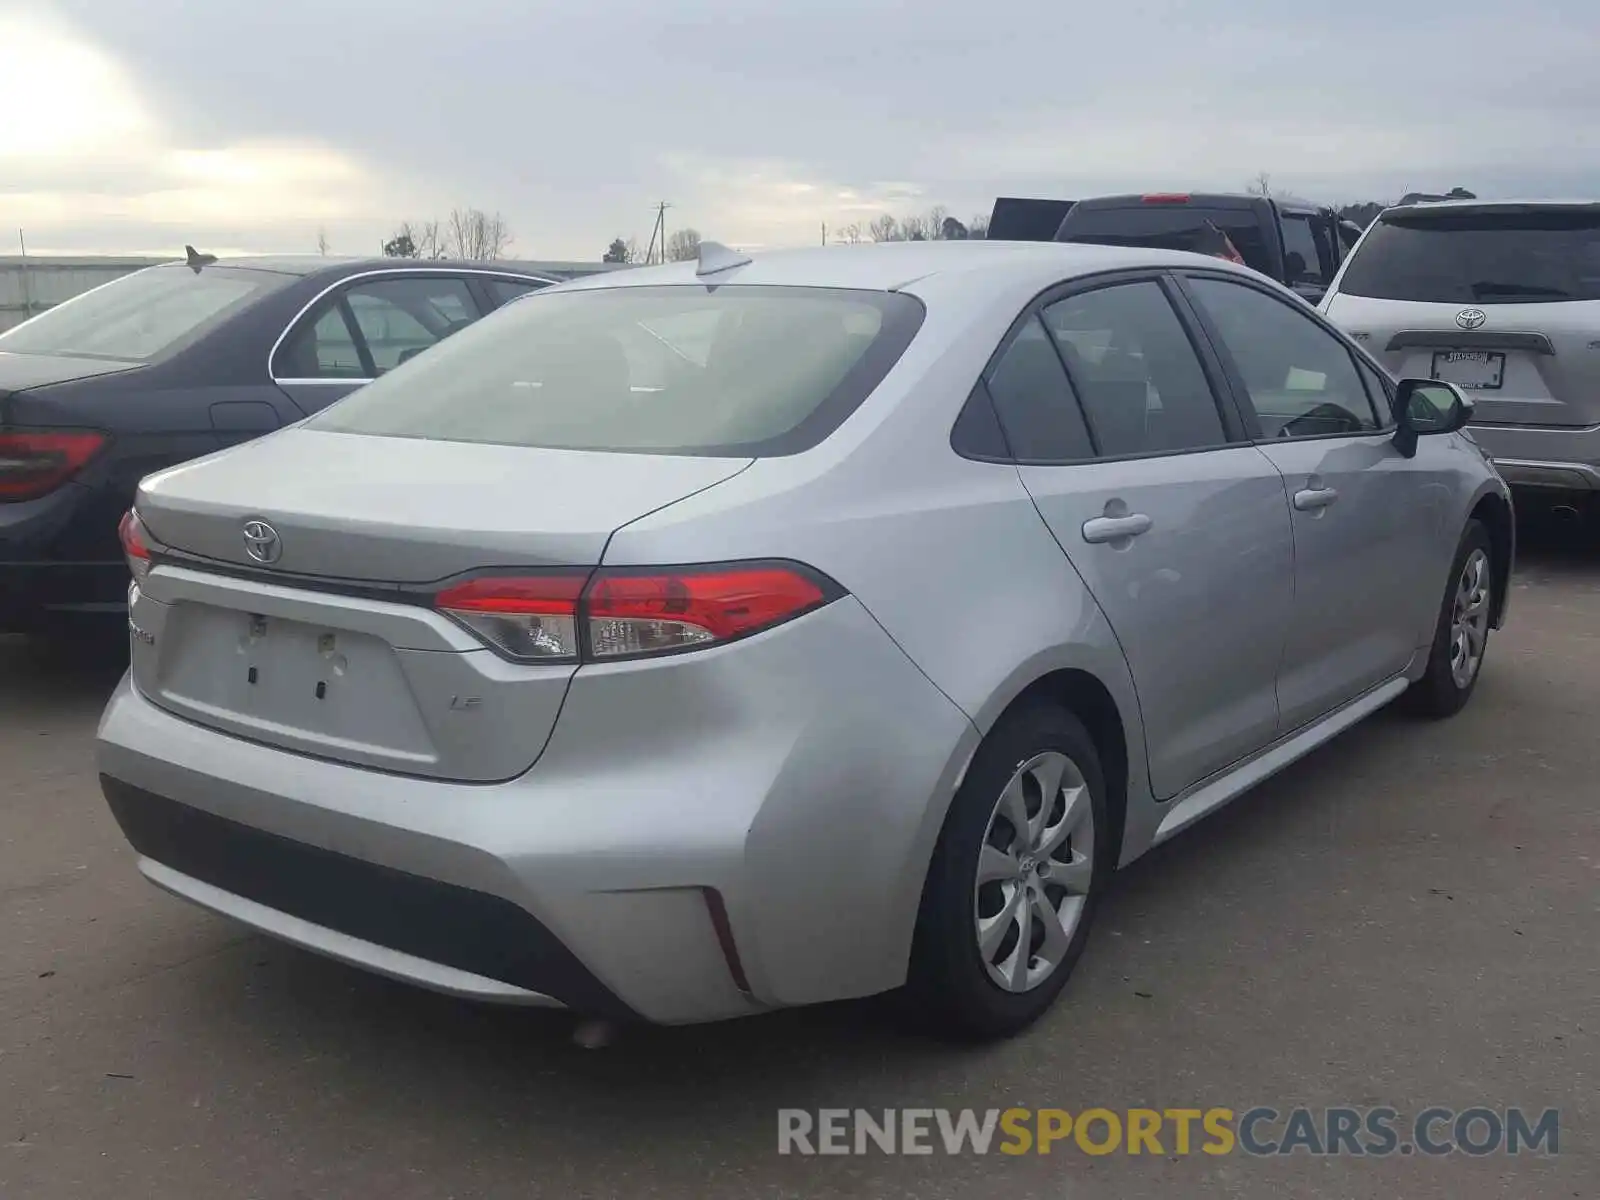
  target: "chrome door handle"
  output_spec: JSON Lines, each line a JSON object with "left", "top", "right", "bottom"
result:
{"left": 1293, "top": 486, "right": 1339, "bottom": 511}
{"left": 1082, "top": 513, "right": 1153, "bottom": 543}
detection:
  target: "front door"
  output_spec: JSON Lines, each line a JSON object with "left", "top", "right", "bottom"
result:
{"left": 984, "top": 277, "right": 1296, "bottom": 799}
{"left": 1179, "top": 272, "right": 1438, "bottom": 729}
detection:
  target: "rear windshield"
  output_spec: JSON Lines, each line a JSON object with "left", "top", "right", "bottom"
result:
{"left": 0, "top": 265, "right": 285, "bottom": 362}
{"left": 1059, "top": 206, "right": 1274, "bottom": 275}
{"left": 1337, "top": 208, "right": 1600, "bottom": 304}
{"left": 307, "top": 284, "right": 926, "bottom": 457}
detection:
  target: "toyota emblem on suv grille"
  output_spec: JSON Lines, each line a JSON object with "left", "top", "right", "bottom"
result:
{"left": 1456, "top": 307, "right": 1488, "bottom": 330}
{"left": 242, "top": 519, "right": 283, "bottom": 564}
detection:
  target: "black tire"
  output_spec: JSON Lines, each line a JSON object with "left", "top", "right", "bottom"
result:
{"left": 906, "top": 701, "right": 1111, "bottom": 1041}
{"left": 1402, "top": 518, "right": 1494, "bottom": 719}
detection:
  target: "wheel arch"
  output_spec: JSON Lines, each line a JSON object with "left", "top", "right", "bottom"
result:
{"left": 1002, "top": 669, "right": 1132, "bottom": 869}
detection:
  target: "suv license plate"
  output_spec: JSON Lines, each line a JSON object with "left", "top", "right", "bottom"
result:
{"left": 1432, "top": 350, "right": 1505, "bottom": 390}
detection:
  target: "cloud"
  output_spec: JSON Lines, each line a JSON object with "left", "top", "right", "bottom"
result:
{"left": 10, "top": 0, "right": 1600, "bottom": 257}
{"left": 0, "top": 10, "right": 404, "bottom": 254}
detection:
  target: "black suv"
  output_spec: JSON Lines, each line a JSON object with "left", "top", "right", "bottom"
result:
{"left": 988, "top": 192, "right": 1362, "bottom": 305}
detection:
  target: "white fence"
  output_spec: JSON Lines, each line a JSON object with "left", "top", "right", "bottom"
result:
{"left": 0, "top": 256, "right": 163, "bottom": 332}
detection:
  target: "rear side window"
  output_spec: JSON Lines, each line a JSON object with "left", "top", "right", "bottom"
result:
{"left": 1280, "top": 215, "right": 1323, "bottom": 288}
{"left": 0, "top": 265, "right": 283, "bottom": 363}
{"left": 983, "top": 317, "right": 1094, "bottom": 461}
{"left": 345, "top": 278, "right": 479, "bottom": 375}
{"left": 1060, "top": 206, "right": 1273, "bottom": 275}
{"left": 486, "top": 278, "right": 548, "bottom": 306}
{"left": 1337, "top": 208, "right": 1600, "bottom": 304}
{"left": 1042, "top": 281, "right": 1229, "bottom": 456}
{"left": 307, "top": 285, "right": 925, "bottom": 457}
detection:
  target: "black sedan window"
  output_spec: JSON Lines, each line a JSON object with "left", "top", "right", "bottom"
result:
{"left": 0, "top": 265, "right": 286, "bottom": 363}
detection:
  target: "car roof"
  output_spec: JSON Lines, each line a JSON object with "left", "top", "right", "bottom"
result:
{"left": 1382, "top": 198, "right": 1600, "bottom": 216}
{"left": 548, "top": 239, "right": 1264, "bottom": 296}
{"left": 143, "top": 256, "right": 564, "bottom": 279}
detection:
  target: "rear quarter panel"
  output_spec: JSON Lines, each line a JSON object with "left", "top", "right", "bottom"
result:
{"left": 602, "top": 287, "right": 1154, "bottom": 877}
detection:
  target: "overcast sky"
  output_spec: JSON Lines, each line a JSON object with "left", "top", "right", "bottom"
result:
{"left": 5, "top": 0, "right": 1599, "bottom": 259}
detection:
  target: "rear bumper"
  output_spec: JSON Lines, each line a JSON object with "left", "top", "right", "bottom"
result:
{"left": 96, "top": 596, "right": 979, "bottom": 1024}
{"left": 1468, "top": 422, "right": 1600, "bottom": 490}
{"left": 0, "top": 483, "right": 127, "bottom": 624}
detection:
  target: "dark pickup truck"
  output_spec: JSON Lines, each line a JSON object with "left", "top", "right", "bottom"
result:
{"left": 986, "top": 192, "right": 1364, "bottom": 305}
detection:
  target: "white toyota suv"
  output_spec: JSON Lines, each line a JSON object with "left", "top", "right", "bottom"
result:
{"left": 1321, "top": 199, "right": 1600, "bottom": 506}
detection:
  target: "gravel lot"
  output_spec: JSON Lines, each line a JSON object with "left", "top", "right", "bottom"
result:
{"left": 2, "top": 517, "right": 1595, "bottom": 1200}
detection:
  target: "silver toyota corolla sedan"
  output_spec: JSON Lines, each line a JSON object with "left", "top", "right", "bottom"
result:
{"left": 98, "top": 239, "right": 1513, "bottom": 1040}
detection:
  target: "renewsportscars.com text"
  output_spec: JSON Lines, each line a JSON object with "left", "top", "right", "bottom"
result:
{"left": 777, "top": 1107, "right": 1560, "bottom": 1157}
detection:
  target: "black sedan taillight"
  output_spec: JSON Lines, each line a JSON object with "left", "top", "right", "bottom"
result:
{"left": 0, "top": 430, "right": 108, "bottom": 501}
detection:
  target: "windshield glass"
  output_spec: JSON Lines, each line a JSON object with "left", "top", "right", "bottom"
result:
{"left": 1337, "top": 208, "right": 1600, "bottom": 304}
{"left": 1060, "top": 206, "right": 1274, "bottom": 274}
{"left": 307, "top": 284, "right": 926, "bottom": 456}
{"left": 0, "top": 265, "right": 286, "bottom": 362}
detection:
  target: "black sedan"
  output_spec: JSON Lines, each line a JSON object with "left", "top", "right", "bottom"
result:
{"left": 0, "top": 253, "right": 564, "bottom": 634}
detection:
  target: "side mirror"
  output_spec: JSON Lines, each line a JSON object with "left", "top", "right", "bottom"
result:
{"left": 1392, "top": 378, "right": 1472, "bottom": 458}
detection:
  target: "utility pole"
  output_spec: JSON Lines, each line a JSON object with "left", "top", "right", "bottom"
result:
{"left": 821, "top": 221, "right": 827, "bottom": 246}
{"left": 643, "top": 201, "right": 671, "bottom": 265}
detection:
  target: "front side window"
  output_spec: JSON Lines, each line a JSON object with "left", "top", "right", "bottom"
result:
{"left": 1356, "top": 357, "right": 1396, "bottom": 429}
{"left": 1336, "top": 207, "right": 1600, "bottom": 304}
{"left": 1041, "top": 281, "right": 1229, "bottom": 457}
{"left": 0, "top": 265, "right": 285, "bottom": 363}
{"left": 307, "top": 284, "right": 924, "bottom": 456}
{"left": 1187, "top": 276, "right": 1380, "bottom": 438}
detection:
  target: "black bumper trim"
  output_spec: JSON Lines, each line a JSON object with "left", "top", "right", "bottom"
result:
{"left": 100, "top": 776, "right": 636, "bottom": 1021}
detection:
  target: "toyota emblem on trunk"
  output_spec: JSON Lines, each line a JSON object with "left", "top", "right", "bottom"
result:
{"left": 1456, "top": 307, "right": 1488, "bottom": 330}
{"left": 242, "top": 519, "right": 282, "bottom": 564}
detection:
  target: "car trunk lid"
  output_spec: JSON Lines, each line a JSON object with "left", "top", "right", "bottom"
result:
{"left": 135, "top": 426, "right": 752, "bottom": 581}
{"left": 1325, "top": 293, "right": 1600, "bottom": 428}
{"left": 129, "top": 428, "right": 752, "bottom": 780}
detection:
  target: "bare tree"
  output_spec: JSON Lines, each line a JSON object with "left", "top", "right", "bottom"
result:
{"left": 968, "top": 213, "right": 990, "bottom": 239}
{"left": 925, "top": 206, "right": 950, "bottom": 239}
{"left": 835, "top": 223, "right": 865, "bottom": 245}
{"left": 444, "top": 208, "right": 513, "bottom": 260}
{"left": 1247, "top": 171, "right": 1273, "bottom": 198}
{"left": 316, "top": 227, "right": 330, "bottom": 256}
{"left": 416, "top": 220, "right": 446, "bottom": 260}
{"left": 665, "top": 227, "right": 702, "bottom": 262}
{"left": 868, "top": 214, "right": 901, "bottom": 243}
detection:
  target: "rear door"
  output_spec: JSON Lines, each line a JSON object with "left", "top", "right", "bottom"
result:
{"left": 1178, "top": 271, "right": 1444, "bottom": 727}
{"left": 1322, "top": 204, "right": 1600, "bottom": 428}
{"left": 986, "top": 274, "right": 1296, "bottom": 799}
{"left": 272, "top": 273, "right": 485, "bottom": 414}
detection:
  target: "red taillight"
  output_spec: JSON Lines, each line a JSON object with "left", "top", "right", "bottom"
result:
{"left": 1141, "top": 193, "right": 1191, "bottom": 204}
{"left": 587, "top": 566, "right": 829, "bottom": 658}
{"left": 0, "top": 430, "right": 107, "bottom": 501}
{"left": 118, "top": 509, "right": 154, "bottom": 582}
{"left": 435, "top": 563, "right": 838, "bottom": 663}
{"left": 435, "top": 573, "right": 585, "bottom": 662}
